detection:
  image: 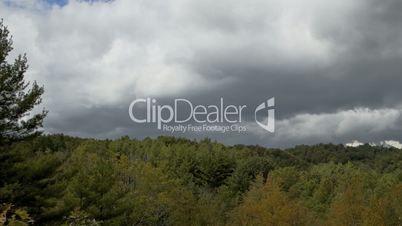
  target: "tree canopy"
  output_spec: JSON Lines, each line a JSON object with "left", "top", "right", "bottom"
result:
{"left": 1, "top": 135, "right": 401, "bottom": 225}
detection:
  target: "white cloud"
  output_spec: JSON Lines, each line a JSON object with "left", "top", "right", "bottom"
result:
{"left": 0, "top": 0, "right": 346, "bottom": 109}
{"left": 345, "top": 140, "right": 364, "bottom": 147}
{"left": 379, "top": 140, "right": 402, "bottom": 149}
{"left": 249, "top": 107, "right": 402, "bottom": 145}
{"left": 345, "top": 140, "right": 402, "bottom": 149}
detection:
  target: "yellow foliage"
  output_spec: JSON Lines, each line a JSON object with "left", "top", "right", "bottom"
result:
{"left": 230, "top": 176, "right": 309, "bottom": 226}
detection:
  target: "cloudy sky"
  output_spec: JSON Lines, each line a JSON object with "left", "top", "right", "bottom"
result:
{"left": 1, "top": 0, "right": 402, "bottom": 147}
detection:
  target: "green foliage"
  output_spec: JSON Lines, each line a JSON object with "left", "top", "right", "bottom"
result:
{"left": 0, "top": 20, "right": 47, "bottom": 146}
{"left": 0, "top": 203, "right": 33, "bottom": 225}
{"left": 1, "top": 135, "right": 401, "bottom": 225}
{"left": 61, "top": 208, "right": 100, "bottom": 226}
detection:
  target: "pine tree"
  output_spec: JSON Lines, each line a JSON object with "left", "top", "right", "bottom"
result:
{"left": 0, "top": 19, "right": 47, "bottom": 146}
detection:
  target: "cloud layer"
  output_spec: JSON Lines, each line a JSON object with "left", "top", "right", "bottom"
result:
{"left": 1, "top": 0, "right": 402, "bottom": 147}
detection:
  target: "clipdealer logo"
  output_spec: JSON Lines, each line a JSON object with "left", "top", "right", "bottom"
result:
{"left": 255, "top": 97, "right": 275, "bottom": 133}
{"left": 128, "top": 98, "right": 275, "bottom": 133}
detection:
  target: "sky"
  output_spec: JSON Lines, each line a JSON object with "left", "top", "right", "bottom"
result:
{"left": 1, "top": 0, "right": 402, "bottom": 148}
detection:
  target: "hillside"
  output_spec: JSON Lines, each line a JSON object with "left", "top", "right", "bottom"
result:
{"left": 1, "top": 135, "right": 401, "bottom": 225}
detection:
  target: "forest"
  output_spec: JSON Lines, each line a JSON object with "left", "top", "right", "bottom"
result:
{"left": 1, "top": 135, "right": 401, "bottom": 225}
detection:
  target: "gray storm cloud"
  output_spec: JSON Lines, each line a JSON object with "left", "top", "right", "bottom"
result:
{"left": 1, "top": 0, "right": 402, "bottom": 147}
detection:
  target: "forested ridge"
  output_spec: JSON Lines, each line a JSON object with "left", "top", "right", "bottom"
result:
{"left": 1, "top": 135, "right": 401, "bottom": 225}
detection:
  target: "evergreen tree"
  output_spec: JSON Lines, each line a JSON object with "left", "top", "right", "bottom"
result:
{"left": 0, "top": 19, "right": 47, "bottom": 146}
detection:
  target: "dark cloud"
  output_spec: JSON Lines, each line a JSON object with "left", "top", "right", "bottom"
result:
{"left": 1, "top": 0, "right": 402, "bottom": 147}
